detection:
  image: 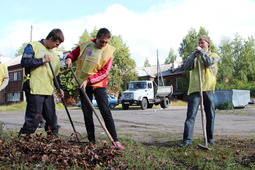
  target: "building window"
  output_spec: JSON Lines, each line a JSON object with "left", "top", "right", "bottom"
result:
{"left": 7, "top": 93, "right": 21, "bottom": 102}
{"left": 17, "top": 71, "right": 22, "bottom": 81}
{"left": 9, "top": 73, "right": 13, "bottom": 82}
{"left": 176, "top": 78, "right": 186, "bottom": 91}
{"left": 13, "top": 72, "right": 17, "bottom": 81}
{"left": 9, "top": 71, "right": 22, "bottom": 82}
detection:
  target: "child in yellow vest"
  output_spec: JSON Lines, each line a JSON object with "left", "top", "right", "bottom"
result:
{"left": 19, "top": 29, "right": 64, "bottom": 137}
{"left": 181, "top": 35, "right": 220, "bottom": 147}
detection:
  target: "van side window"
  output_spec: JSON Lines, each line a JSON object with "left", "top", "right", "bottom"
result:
{"left": 148, "top": 83, "right": 152, "bottom": 89}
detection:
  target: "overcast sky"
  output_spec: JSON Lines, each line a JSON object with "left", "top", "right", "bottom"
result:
{"left": 0, "top": 0, "right": 255, "bottom": 66}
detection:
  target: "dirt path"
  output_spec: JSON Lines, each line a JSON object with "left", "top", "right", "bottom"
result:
{"left": 1, "top": 105, "right": 255, "bottom": 142}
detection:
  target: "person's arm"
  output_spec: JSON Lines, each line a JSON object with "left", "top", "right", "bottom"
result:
{"left": 21, "top": 44, "right": 45, "bottom": 68}
{"left": 87, "top": 57, "right": 113, "bottom": 84}
{"left": 196, "top": 49, "right": 219, "bottom": 66}
{"left": 65, "top": 46, "right": 80, "bottom": 68}
{"left": 0, "top": 70, "right": 9, "bottom": 91}
{"left": 182, "top": 53, "right": 196, "bottom": 70}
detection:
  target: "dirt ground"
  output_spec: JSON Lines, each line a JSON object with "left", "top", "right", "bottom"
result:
{"left": 1, "top": 104, "right": 255, "bottom": 143}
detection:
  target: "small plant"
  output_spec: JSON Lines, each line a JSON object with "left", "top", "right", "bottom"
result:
{"left": 216, "top": 102, "right": 233, "bottom": 110}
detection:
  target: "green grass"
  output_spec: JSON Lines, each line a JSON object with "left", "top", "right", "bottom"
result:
{"left": 0, "top": 102, "right": 67, "bottom": 112}
{"left": 116, "top": 137, "right": 255, "bottom": 169}
{"left": 0, "top": 102, "right": 26, "bottom": 111}
{"left": 170, "top": 100, "right": 188, "bottom": 106}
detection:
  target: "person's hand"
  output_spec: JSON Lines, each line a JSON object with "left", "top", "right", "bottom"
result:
{"left": 42, "top": 54, "right": 51, "bottom": 63}
{"left": 65, "top": 58, "right": 72, "bottom": 68}
{"left": 195, "top": 46, "right": 202, "bottom": 51}
{"left": 193, "top": 46, "right": 202, "bottom": 55}
{"left": 56, "top": 89, "right": 64, "bottom": 98}
{"left": 80, "top": 80, "right": 88, "bottom": 91}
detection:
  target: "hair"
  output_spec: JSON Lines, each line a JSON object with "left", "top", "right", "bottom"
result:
{"left": 198, "top": 35, "right": 210, "bottom": 48}
{"left": 46, "top": 28, "right": 64, "bottom": 42}
{"left": 96, "top": 28, "right": 111, "bottom": 39}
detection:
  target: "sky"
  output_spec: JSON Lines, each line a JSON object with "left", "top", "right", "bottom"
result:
{"left": 0, "top": 0, "right": 255, "bottom": 67}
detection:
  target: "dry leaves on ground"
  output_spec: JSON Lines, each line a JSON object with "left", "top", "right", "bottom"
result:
{"left": 0, "top": 134, "right": 127, "bottom": 169}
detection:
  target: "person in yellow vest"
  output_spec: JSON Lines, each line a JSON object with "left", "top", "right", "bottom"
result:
{"left": 181, "top": 35, "right": 220, "bottom": 147}
{"left": 0, "top": 61, "right": 9, "bottom": 92}
{"left": 19, "top": 29, "right": 64, "bottom": 137}
{"left": 65, "top": 28, "right": 124, "bottom": 150}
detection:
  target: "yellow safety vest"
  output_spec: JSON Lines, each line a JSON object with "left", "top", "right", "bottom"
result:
{"left": 0, "top": 63, "right": 7, "bottom": 86}
{"left": 75, "top": 41, "right": 115, "bottom": 87}
{"left": 28, "top": 41, "right": 60, "bottom": 95}
{"left": 188, "top": 53, "right": 220, "bottom": 95}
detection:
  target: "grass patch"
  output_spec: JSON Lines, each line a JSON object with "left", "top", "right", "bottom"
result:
{"left": 216, "top": 102, "right": 233, "bottom": 110}
{"left": 0, "top": 102, "right": 68, "bottom": 111}
{"left": 170, "top": 100, "right": 188, "bottom": 106}
{"left": 0, "top": 102, "right": 26, "bottom": 111}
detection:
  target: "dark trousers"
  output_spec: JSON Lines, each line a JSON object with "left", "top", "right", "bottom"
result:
{"left": 19, "top": 91, "right": 58, "bottom": 135}
{"left": 79, "top": 87, "right": 118, "bottom": 142}
{"left": 183, "top": 91, "right": 215, "bottom": 144}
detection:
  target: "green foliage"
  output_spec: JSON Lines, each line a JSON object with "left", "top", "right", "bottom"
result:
{"left": 59, "top": 64, "right": 78, "bottom": 98}
{"left": 15, "top": 42, "right": 28, "bottom": 56}
{"left": 164, "top": 47, "right": 177, "bottom": 64}
{"left": 216, "top": 102, "right": 233, "bottom": 110}
{"left": 144, "top": 57, "right": 151, "bottom": 67}
{"left": 216, "top": 34, "right": 255, "bottom": 95}
{"left": 109, "top": 35, "right": 138, "bottom": 94}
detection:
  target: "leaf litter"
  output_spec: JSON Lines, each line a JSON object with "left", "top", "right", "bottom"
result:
{"left": 0, "top": 133, "right": 127, "bottom": 169}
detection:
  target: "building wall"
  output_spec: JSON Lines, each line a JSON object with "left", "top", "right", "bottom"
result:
{"left": 4, "top": 64, "right": 24, "bottom": 105}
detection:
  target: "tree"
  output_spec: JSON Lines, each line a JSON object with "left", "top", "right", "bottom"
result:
{"left": 216, "top": 37, "right": 235, "bottom": 89}
{"left": 109, "top": 35, "right": 138, "bottom": 95}
{"left": 15, "top": 43, "right": 28, "bottom": 56}
{"left": 144, "top": 57, "right": 151, "bottom": 67}
{"left": 164, "top": 48, "right": 177, "bottom": 64}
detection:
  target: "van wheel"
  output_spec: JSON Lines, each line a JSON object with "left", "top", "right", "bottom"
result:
{"left": 160, "top": 97, "right": 169, "bottom": 109}
{"left": 140, "top": 98, "right": 148, "bottom": 110}
{"left": 122, "top": 104, "right": 129, "bottom": 110}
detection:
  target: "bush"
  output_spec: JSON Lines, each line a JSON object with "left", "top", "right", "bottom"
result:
{"left": 216, "top": 102, "right": 233, "bottom": 110}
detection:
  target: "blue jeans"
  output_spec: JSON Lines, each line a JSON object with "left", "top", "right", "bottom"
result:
{"left": 79, "top": 87, "right": 118, "bottom": 142}
{"left": 183, "top": 91, "right": 215, "bottom": 144}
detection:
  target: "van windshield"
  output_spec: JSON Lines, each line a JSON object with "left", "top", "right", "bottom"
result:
{"left": 129, "top": 82, "right": 147, "bottom": 90}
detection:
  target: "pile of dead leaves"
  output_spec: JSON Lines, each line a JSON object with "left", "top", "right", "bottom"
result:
{"left": 0, "top": 134, "right": 127, "bottom": 169}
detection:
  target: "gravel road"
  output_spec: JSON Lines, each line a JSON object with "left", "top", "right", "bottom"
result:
{"left": 1, "top": 105, "right": 255, "bottom": 142}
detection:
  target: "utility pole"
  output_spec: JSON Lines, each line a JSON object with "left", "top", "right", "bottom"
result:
{"left": 157, "top": 49, "right": 165, "bottom": 86}
{"left": 157, "top": 49, "right": 159, "bottom": 85}
{"left": 30, "top": 25, "right": 33, "bottom": 42}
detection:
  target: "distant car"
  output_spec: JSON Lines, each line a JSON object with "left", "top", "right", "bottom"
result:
{"left": 77, "top": 95, "right": 119, "bottom": 109}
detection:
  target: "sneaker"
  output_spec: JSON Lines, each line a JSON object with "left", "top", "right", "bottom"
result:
{"left": 180, "top": 142, "right": 191, "bottom": 147}
{"left": 208, "top": 141, "right": 215, "bottom": 145}
{"left": 114, "top": 141, "right": 125, "bottom": 150}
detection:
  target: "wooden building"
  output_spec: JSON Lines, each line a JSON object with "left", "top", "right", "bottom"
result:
{"left": 0, "top": 56, "right": 24, "bottom": 105}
